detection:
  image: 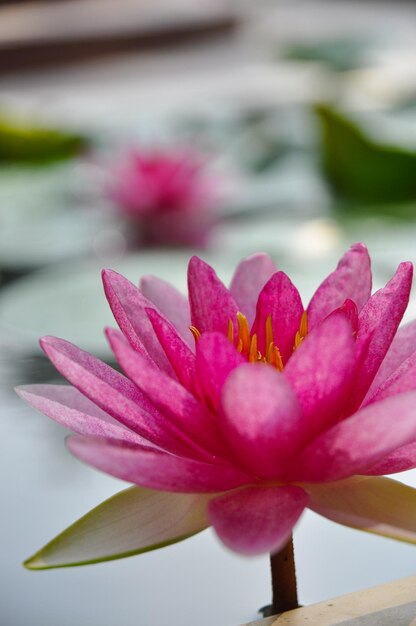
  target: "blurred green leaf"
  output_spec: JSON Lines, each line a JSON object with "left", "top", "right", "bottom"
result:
{"left": 0, "top": 115, "right": 88, "bottom": 165}
{"left": 316, "top": 104, "right": 416, "bottom": 206}
{"left": 282, "top": 38, "right": 369, "bottom": 72}
{"left": 336, "top": 200, "right": 416, "bottom": 222}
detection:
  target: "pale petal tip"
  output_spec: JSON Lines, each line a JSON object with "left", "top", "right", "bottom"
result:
{"left": 24, "top": 551, "right": 74, "bottom": 570}
{"left": 23, "top": 552, "right": 45, "bottom": 570}
{"left": 188, "top": 255, "right": 203, "bottom": 269}
{"left": 14, "top": 385, "right": 35, "bottom": 401}
{"left": 399, "top": 261, "right": 413, "bottom": 275}
{"left": 104, "top": 326, "right": 119, "bottom": 340}
{"left": 14, "top": 385, "right": 25, "bottom": 398}
{"left": 101, "top": 268, "right": 116, "bottom": 279}
{"left": 139, "top": 274, "right": 154, "bottom": 289}
{"left": 244, "top": 252, "right": 274, "bottom": 262}
{"left": 39, "top": 335, "right": 62, "bottom": 355}
{"left": 39, "top": 335, "right": 58, "bottom": 348}
{"left": 101, "top": 269, "right": 113, "bottom": 291}
{"left": 66, "top": 433, "right": 109, "bottom": 458}
{"left": 65, "top": 434, "right": 81, "bottom": 456}
{"left": 351, "top": 242, "right": 368, "bottom": 252}
{"left": 104, "top": 326, "right": 125, "bottom": 352}
{"left": 101, "top": 268, "right": 124, "bottom": 289}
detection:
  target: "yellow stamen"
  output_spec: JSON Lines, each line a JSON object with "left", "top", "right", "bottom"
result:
{"left": 249, "top": 333, "right": 258, "bottom": 363}
{"left": 299, "top": 311, "right": 308, "bottom": 338}
{"left": 294, "top": 311, "right": 308, "bottom": 349}
{"left": 266, "top": 341, "right": 274, "bottom": 364}
{"left": 189, "top": 326, "right": 201, "bottom": 343}
{"left": 265, "top": 314, "right": 274, "bottom": 352}
{"left": 237, "top": 312, "right": 251, "bottom": 355}
{"left": 227, "top": 319, "right": 234, "bottom": 343}
{"left": 191, "top": 309, "right": 308, "bottom": 372}
{"left": 274, "top": 347, "right": 284, "bottom": 371}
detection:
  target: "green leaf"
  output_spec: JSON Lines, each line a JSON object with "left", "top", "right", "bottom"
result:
{"left": 24, "top": 487, "right": 211, "bottom": 570}
{"left": 308, "top": 475, "right": 416, "bottom": 544}
{"left": 0, "top": 115, "right": 88, "bottom": 165}
{"left": 316, "top": 104, "right": 416, "bottom": 206}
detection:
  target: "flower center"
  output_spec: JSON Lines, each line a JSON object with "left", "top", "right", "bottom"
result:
{"left": 190, "top": 311, "right": 308, "bottom": 372}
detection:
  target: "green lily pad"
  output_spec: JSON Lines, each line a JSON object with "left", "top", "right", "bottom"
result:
{"left": 336, "top": 200, "right": 416, "bottom": 222}
{"left": 24, "top": 486, "right": 210, "bottom": 569}
{"left": 0, "top": 115, "right": 88, "bottom": 165}
{"left": 316, "top": 104, "right": 416, "bottom": 207}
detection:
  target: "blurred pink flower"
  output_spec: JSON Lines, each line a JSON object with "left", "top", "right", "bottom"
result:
{"left": 20, "top": 244, "right": 416, "bottom": 568}
{"left": 108, "top": 148, "right": 218, "bottom": 246}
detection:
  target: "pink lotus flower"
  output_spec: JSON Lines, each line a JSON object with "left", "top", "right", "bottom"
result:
{"left": 19, "top": 243, "right": 416, "bottom": 569}
{"left": 108, "top": 148, "right": 217, "bottom": 246}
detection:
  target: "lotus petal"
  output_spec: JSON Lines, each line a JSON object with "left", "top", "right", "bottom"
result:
{"left": 291, "top": 391, "right": 416, "bottom": 482}
{"left": 229, "top": 253, "right": 277, "bottom": 325}
{"left": 25, "top": 486, "right": 211, "bottom": 569}
{"left": 140, "top": 275, "right": 192, "bottom": 345}
{"left": 16, "top": 384, "right": 151, "bottom": 445}
{"left": 364, "top": 441, "right": 416, "bottom": 475}
{"left": 307, "top": 243, "right": 371, "bottom": 329}
{"left": 188, "top": 256, "right": 239, "bottom": 336}
{"left": 252, "top": 272, "right": 304, "bottom": 363}
{"left": 40, "top": 336, "right": 197, "bottom": 458}
{"left": 68, "top": 436, "right": 251, "bottom": 493}
{"left": 309, "top": 476, "right": 416, "bottom": 545}
{"left": 347, "top": 262, "right": 413, "bottom": 412}
{"left": 367, "top": 319, "right": 416, "bottom": 396}
{"left": 284, "top": 313, "right": 355, "bottom": 438}
{"left": 220, "top": 364, "right": 305, "bottom": 478}
{"left": 207, "top": 485, "right": 307, "bottom": 556}
{"left": 364, "top": 350, "right": 416, "bottom": 406}
{"left": 107, "top": 329, "right": 225, "bottom": 458}
{"left": 146, "top": 307, "right": 196, "bottom": 392}
{"left": 102, "top": 269, "right": 173, "bottom": 374}
{"left": 195, "top": 332, "right": 245, "bottom": 411}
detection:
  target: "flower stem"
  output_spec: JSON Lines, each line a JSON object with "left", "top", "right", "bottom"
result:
{"left": 269, "top": 535, "right": 299, "bottom": 615}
